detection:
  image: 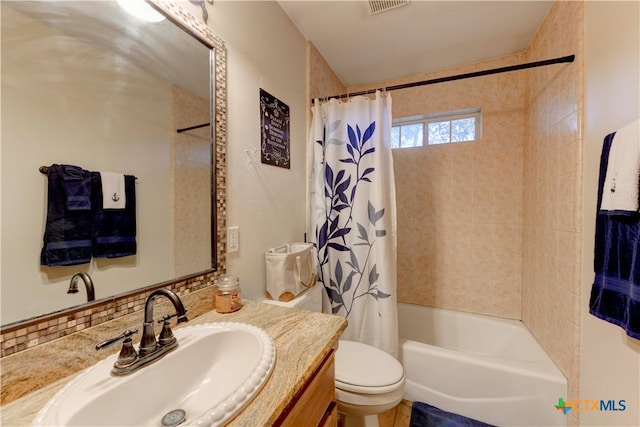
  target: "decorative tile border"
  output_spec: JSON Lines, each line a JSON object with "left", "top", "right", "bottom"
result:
{"left": 0, "top": 271, "right": 218, "bottom": 358}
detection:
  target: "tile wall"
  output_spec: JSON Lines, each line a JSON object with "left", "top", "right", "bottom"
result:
{"left": 522, "top": 2, "right": 584, "bottom": 424}
{"left": 172, "top": 85, "right": 213, "bottom": 277}
{"left": 351, "top": 54, "right": 529, "bottom": 319}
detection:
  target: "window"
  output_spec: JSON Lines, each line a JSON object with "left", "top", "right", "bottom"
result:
{"left": 391, "top": 108, "right": 481, "bottom": 148}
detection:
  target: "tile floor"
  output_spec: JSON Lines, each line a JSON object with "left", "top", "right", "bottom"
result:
{"left": 379, "top": 400, "right": 412, "bottom": 427}
{"left": 337, "top": 400, "right": 412, "bottom": 427}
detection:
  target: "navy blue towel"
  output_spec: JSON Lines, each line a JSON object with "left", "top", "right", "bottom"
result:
{"left": 589, "top": 132, "right": 640, "bottom": 339}
{"left": 91, "top": 172, "right": 137, "bottom": 259}
{"left": 410, "top": 402, "right": 495, "bottom": 427}
{"left": 41, "top": 164, "right": 93, "bottom": 266}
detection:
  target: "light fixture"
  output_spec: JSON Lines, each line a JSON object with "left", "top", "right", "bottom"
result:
{"left": 117, "top": 0, "right": 166, "bottom": 23}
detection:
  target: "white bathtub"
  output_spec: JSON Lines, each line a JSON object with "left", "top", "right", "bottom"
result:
{"left": 398, "top": 303, "right": 567, "bottom": 427}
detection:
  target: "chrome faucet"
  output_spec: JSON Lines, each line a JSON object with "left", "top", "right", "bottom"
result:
{"left": 95, "top": 288, "right": 188, "bottom": 376}
{"left": 68, "top": 272, "right": 95, "bottom": 302}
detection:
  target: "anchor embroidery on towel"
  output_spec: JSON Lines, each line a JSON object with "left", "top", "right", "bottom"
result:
{"left": 112, "top": 193, "right": 120, "bottom": 202}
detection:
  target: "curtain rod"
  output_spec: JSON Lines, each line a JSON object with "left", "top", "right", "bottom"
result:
{"left": 176, "top": 123, "right": 211, "bottom": 133}
{"left": 320, "top": 54, "right": 575, "bottom": 102}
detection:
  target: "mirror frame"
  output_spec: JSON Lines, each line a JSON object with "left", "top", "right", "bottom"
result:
{"left": 149, "top": 0, "right": 227, "bottom": 270}
{"left": 0, "top": 0, "right": 226, "bottom": 342}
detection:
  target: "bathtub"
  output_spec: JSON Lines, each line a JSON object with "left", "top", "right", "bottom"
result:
{"left": 398, "top": 303, "right": 567, "bottom": 427}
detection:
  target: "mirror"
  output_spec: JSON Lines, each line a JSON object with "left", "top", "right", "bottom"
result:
{"left": 0, "top": 0, "right": 225, "bottom": 326}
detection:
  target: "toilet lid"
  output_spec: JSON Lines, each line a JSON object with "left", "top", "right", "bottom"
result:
{"left": 335, "top": 340, "right": 404, "bottom": 388}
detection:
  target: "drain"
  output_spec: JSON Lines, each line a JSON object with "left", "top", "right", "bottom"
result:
{"left": 161, "top": 409, "right": 186, "bottom": 427}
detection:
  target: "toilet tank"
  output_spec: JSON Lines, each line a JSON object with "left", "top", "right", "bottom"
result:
{"left": 263, "top": 283, "right": 323, "bottom": 312}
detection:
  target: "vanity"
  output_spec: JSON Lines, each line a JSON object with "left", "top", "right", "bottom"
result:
{"left": 0, "top": 297, "right": 347, "bottom": 426}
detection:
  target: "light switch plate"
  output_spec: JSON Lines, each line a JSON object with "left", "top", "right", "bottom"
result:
{"left": 227, "top": 226, "right": 239, "bottom": 252}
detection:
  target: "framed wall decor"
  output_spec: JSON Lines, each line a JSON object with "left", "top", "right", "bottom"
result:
{"left": 260, "top": 88, "right": 290, "bottom": 169}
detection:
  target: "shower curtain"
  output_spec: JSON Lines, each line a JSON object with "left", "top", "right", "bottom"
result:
{"left": 307, "top": 91, "right": 398, "bottom": 356}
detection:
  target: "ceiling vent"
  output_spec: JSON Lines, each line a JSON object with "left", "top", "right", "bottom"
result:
{"left": 367, "top": 0, "right": 410, "bottom": 15}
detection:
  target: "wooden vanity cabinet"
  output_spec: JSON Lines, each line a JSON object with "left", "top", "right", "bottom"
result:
{"left": 276, "top": 349, "right": 337, "bottom": 427}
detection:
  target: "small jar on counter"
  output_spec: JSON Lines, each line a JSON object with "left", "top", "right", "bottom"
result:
{"left": 215, "top": 274, "right": 242, "bottom": 313}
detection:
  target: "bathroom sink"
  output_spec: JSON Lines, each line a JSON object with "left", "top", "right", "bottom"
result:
{"left": 32, "top": 322, "right": 276, "bottom": 427}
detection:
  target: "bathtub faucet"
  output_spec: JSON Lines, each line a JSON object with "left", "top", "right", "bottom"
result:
{"left": 68, "top": 272, "right": 95, "bottom": 302}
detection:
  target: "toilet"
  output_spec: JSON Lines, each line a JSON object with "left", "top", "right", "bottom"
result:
{"left": 264, "top": 284, "right": 405, "bottom": 427}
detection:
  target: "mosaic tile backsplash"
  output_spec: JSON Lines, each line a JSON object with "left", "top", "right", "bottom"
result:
{"left": 0, "top": 271, "right": 216, "bottom": 357}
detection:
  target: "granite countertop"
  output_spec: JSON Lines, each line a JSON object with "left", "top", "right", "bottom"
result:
{"left": 0, "top": 297, "right": 347, "bottom": 426}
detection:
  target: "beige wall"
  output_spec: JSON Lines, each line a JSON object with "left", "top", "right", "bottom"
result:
{"left": 523, "top": 2, "right": 584, "bottom": 423}
{"left": 197, "top": 1, "right": 308, "bottom": 301}
{"left": 582, "top": 2, "right": 640, "bottom": 426}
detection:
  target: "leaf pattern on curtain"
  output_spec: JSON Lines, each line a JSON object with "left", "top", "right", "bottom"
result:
{"left": 315, "top": 120, "right": 391, "bottom": 318}
{"left": 308, "top": 92, "right": 397, "bottom": 355}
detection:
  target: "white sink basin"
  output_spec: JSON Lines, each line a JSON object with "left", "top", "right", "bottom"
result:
{"left": 33, "top": 322, "right": 275, "bottom": 427}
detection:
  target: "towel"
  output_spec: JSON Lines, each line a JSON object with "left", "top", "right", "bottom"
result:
{"left": 58, "top": 164, "right": 92, "bottom": 211}
{"left": 600, "top": 119, "right": 640, "bottom": 215}
{"left": 41, "top": 164, "right": 93, "bottom": 266}
{"left": 92, "top": 172, "right": 137, "bottom": 258}
{"left": 589, "top": 132, "right": 640, "bottom": 339}
{"left": 100, "top": 171, "right": 126, "bottom": 209}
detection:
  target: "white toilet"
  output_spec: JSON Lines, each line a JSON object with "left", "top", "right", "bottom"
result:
{"left": 264, "top": 284, "right": 405, "bottom": 427}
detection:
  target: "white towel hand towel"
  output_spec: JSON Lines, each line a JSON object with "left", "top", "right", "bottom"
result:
{"left": 100, "top": 171, "right": 126, "bottom": 209}
{"left": 600, "top": 118, "right": 640, "bottom": 213}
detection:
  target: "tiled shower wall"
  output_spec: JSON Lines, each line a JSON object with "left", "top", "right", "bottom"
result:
{"left": 351, "top": 54, "right": 529, "bottom": 319}
{"left": 523, "top": 1, "right": 584, "bottom": 422}
{"left": 172, "top": 85, "right": 212, "bottom": 277}
{"left": 309, "top": 46, "right": 529, "bottom": 318}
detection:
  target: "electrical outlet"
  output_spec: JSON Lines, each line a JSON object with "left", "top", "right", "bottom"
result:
{"left": 227, "top": 226, "right": 239, "bottom": 253}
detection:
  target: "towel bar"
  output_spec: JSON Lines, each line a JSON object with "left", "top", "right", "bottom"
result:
{"left": 39, "top": 166, "right": 137, "bottom": 180}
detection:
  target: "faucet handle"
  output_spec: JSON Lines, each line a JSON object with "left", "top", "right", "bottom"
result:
{"left": 95, "top": 329, "right": 139, "bottom": 351}
{"left": 157, "top": 313, "right": 179, "bottom": 324}
{"left": 157, "top": 315, "right": 178, "bottom": 346}
{"left": 96, "top": 329, "right": 139, "bottom": 370}
{"left": 158, "top": 311, "right": 188, "bottom": 325}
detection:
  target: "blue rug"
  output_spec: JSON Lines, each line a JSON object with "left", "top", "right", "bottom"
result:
{"left": 410, "top": 402, "right": 496, "bottom": 427}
